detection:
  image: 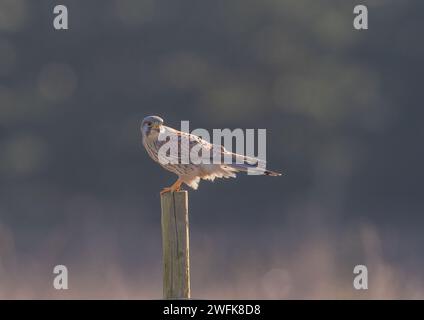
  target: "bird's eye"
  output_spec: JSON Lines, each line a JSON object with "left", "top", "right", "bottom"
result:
{"left": 146, "top": 122, "right": 152, "bottom": 127}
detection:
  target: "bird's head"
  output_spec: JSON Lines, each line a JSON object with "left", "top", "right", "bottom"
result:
{"left": 141, "top": 115, "right": 164, "bottom": 138}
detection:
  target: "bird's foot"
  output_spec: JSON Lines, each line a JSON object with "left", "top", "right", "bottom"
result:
{"left": 160, "top": 187, "right": 172, "bottom": 195}
{"left": 160, "top": 184, "right": 182, "bottom": 195}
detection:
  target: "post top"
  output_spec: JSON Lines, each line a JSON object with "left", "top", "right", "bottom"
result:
{"left": 160, "top": 190, "right": 188, "bottom": 198}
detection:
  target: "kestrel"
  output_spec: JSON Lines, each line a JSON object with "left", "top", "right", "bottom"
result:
{"left": 141, "top": 115, "right": 281, "bottom": 194}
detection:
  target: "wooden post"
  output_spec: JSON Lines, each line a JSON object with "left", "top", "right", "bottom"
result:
{"left": 160, "top": 191, "right": 191, "bottom": 299}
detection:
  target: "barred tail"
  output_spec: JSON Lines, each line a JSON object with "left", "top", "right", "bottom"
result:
{"left": 222, "top": 152, "right": 282, "bottom": 176}
{"left": 228, "top": 163, "right": 281, "bottom": 176}
{"left": 263, "top": 169, "right": 282, "bottom": 176}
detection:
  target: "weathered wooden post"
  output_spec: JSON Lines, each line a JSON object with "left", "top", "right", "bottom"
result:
{"left": 160, "top": 191, "right": 191, "bottom": 299}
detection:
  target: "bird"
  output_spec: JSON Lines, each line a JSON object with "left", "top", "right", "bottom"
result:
{"left": 141, "top": 115, "right": 281, "bottom": 194}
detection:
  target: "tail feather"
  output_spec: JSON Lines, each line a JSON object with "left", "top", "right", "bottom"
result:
{"left": 228, "top": 163, "right": 282, "bottom": 176}
{"left": 225, "top": 152, "right": 282, "bottom": 176}
{"left": 263, "top": 169, "right": 282, "bottom": 176}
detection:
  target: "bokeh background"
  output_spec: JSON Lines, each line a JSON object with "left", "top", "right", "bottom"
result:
{"left": 1, "top": 0, "right": 423, "bottom": 299}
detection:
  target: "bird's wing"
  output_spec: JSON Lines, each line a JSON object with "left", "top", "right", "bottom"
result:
{"left": 156, "top": 126, "right": 214, "bottom": 165}
{"left": 158, "top": 126, "right": 269, "bottom": 164}
{"left": 157, "top": 126, "right": 278, "bottom": 176}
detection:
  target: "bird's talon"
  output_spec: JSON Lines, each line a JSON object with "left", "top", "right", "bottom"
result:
{"left": 160, "top": 179, "right": 183, "bottom": 195}
{"left": 160, "top": 188, "right": 172, "bottom": 195}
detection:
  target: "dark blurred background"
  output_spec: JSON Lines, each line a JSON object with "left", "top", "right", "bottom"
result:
{"left": 0, "top": 0, "right": 423, "bottom": 298}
